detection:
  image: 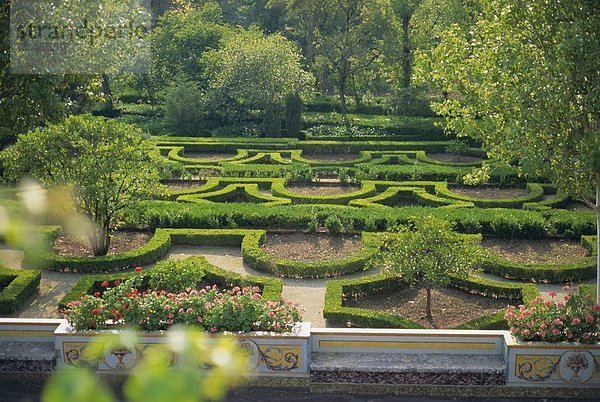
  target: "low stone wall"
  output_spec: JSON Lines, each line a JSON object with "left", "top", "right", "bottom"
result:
{"left": 0, "top": 319, "right": 598, "bottom": 390}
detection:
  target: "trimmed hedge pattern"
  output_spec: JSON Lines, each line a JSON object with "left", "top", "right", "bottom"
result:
{"left": 0, "top": 267, "right": 41, "bottom": 314}
{"left": 242, "top": 231, "right": 384, "bottom": 278}
{"left": 323, "top": 273, "right": 538, "bottom": 330}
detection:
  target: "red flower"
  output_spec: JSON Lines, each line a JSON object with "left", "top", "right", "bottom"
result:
{"left": 101, "top": 281, "right": 109, "bottom": 288}
{"left": 135, "top": 266, "right": 143, "bottom": 272}
{"left": 92, "top": 308, "right": 100, "bottom": 316}
{"left": 93, "top": 292, "right": 101, "bottom": 297}
{"left": 114, "top": 279, "right": 121, "bottom": 286}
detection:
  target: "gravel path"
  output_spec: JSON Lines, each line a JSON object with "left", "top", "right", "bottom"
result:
{"left": 0, "top": 245, "right": 82, "bottom": 319}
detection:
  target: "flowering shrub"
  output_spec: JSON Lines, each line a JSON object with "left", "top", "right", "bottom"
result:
{"left": 148, "top": 259, "right": 205, "bottom": 293}
{"left": 65, "top": 274, "right": 301, "bottom": 333}
{"left": 505, "top": 286, "right": 600, "bottom": 344}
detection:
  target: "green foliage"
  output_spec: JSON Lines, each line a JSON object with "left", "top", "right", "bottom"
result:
{"left": 203, "top": 28, "right": 312, "bottom": 135}
{"left": 0, "top": 267, "right": 41, "bottom": 314}
{"left": 163, "top": 76, "right": 204, "bottom": 136}
{"left": 285, "top": 92, "right": 303, "bottom": 137}
{"left": 324, "top": 215, "right": 343, "bottom": 234}
{"left": 149, "top": 259, "right": 205, "bottom": 293}
{"left": 377, "top": 215, "right": 486, "bottom": 317}
{"left": 2, "top": 115, "right": 165, "bottom": 256}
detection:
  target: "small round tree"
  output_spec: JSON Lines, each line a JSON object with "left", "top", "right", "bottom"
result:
{"left": 377, "top": 215, "right": 485, "bottom": 319}
{"left": 1, "top": 115, "right": 164, "bottom": 256}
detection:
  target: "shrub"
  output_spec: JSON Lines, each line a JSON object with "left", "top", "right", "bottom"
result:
{"left": 505, "top": 286, "right": 600, "bottom": 344}
{"left": 163, "top": 76, "right": 204, "bottom": 136}
{"left": 65, "top": 275, "right": 300, "bottom": 333}
{"left": 149, "top": 259, "right": 205, "bottom": 293}
{"left": 285, "top": 92, "right": 303, "bottom": 137}
{"left": 324, "top": 215, "right": 343, "bottom": 233}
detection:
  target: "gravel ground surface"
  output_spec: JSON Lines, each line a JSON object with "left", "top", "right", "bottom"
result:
{"left": 286, "top": 184, "right": 361, "bottom": 195}
{"left": 481, "top": 238, "right": 590, "bottom": 265}
{"left": 261, "top": 233, "right": 363, "bottom": 263}
{"left": 427, "top": 153, "right": 484, "bottom": 164}
{"left": 448, "top": 186, "right": 528, "bottom": 199}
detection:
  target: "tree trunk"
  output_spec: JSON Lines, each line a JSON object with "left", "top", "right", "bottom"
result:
{"left": 401, "top": 17, "right": 412, "bottom": 88}
{"left": 425, "top": 287, "right": 432, "bottom": 319}
{"left": 339, "top": 67, "right": 350, "bottom": 127}
{"left": 101, "top": 73, "right": 113, "bottom": 112}
{"left": 90, "top": 226, "right": 111, "bottom": 257}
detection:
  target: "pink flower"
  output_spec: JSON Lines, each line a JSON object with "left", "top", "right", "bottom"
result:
{"left": 571, "top": 317, "right": 581, "bottom": 325}
{"left": 563, "top": 295, "right": 570, "bottom": 301}
{"left": 549, "top": 291, "right": 557, "bottom": 297}
{"left": 92, "top": 308, "right": 100, "bottom": 316}
{"left": 166, "top": 319, "right": 173, "bottom": 325}
{"left": 101, "top": 281, "right": 109, "bottom": 288}
{"left": 135, "top": 266, "right": 143, "bottom": 272}
{"left": 552, "top": 329, "right": 560, "bottom": 335}
{"left": 593, "top": 304, "right": 600, "bottom": 312}
{"left": 539, "top": 330, "right": 547, "bottom": 337}
{"left": 210, "top": 326, "right": 217, "bottom": 333}
{"left": 585, "top": 315, "right": 594, "bottom": 324}
{"left": 197, "top": 316, "right": 203, "bottom": 323}
{"left": 268, "top": 311, "right": 275, "bottom": 318}
{"left": 557, "top": 302, "right": 564, "bottom": 308}
{"left": 563, "top": 285, "right": 569, "bottom": 291}
{"left": 553, "top": 318, "right": 563, "bottom": 326}
{"left": 93, "top": 292, "right": 101, "bottom": 297}
{"left": 523, "top": 329, "right": 530, "bottom": 336}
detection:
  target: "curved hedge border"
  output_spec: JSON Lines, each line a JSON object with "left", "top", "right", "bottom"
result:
{"left": 435, "top": 182, "right": 545, "bottom": 208}
{"left": 290, "top": 150, "right": 372, "bottom": 167}
{"left": 166, "top": 146, "right": 246, "bottom": 166}
{"left": 59, "top": 255, "right": 283, "bottom": 309}
{"left": 323, "top": 273, "right": 538, "bottom": 330}
{"left": 349, "top": 186, "right": 473, "bottom": 209}
{"left": 242, "top": 231, "right": 384, "bottom": 278}
{"left": 33, "top": 229, "right": 172, "bottom": 273}
{"left": 481, "top": 235, "right": 597, "bottom": 283}
{"left": 178, "top": 183, "right": 291, "bottom": 206}
{"left": 225, "top": 152, "right": 294, "bottom": 166}
{"left": 415, "top": 150, "right": 487, "bottom": 167}
{"left": 0, "top": 267, "right": 41, "bottom": 314}
{"left": 271, "top": 181, "right": 377, "bottom": 205}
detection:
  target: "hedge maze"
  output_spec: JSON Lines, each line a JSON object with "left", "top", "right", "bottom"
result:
{"left": 7, "top": 130, "right": 598, "bottom": 330}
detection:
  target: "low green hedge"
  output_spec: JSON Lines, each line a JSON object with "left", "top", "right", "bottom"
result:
{"left": 178, "top": 183, "right": 291, "bottom": 206}
{"left": 0, "top": 267, "right": 41, "bottom": 314}
{"left": 581, "top": 235, "right": 598, "bottom": 255}
{"left": 128, "top": 200, "right": 596, "bottom": 239}
{"left": 323, "top": 273, "right": 537, "bottom": 330}
{"left": 349, "top": 186, "right": 473, "bottom": 209}
{"left": 290, "top": 150, "right": 372, "bottom": 167}
{"left": 271, "top": 181, "right": 377, "bottom": 205}
{"left": 59, "top": 255, "right": 283, "bottom": 309}
{"left": 481, "top": 255, "right": 597, "bottom": 283}
{"left": 242, "top": 231, "right": 383, "bottom": 278}
{"left": 435, "top": 183, "right": 545, "bottom": 208}
{"left": 415, "top": 149, "right": 487, "bottom": 167}
{"left": 33, "top": 229, "right": 172, "bottom": 273}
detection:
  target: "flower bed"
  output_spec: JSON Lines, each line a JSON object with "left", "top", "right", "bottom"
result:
{"left": 64, "top": 273, "right": 300, "bottom": 333}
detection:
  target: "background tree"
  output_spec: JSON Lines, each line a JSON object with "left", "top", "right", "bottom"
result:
{"left": 377, "top": 216, "right": 484, "bottom": 320}
{"left": 203, "top": 29, "right": 312, "bottom": 136}
{"left": 416, "top": 0, "right": 600, "bottom": 301}
{"left": 150, "top": 2, "right": 232, "bottom": 98}
{"left": 281, "top": 0, "right": 393, "bottom": 124}
{"left": 163, "top": 75, "right": 204, "bottom": 135}
{"left": 1, "top": 115, "right": 164, "bottom": 256}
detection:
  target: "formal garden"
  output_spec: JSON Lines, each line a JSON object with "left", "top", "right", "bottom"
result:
{"left": 0, "top": 0, "right": 599, "bottom": 399}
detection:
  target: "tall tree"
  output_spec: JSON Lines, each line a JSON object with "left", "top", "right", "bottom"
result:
{"left": 202, "top": 29, "right": 312, "bottom": 136}
{"left": 282, "top": 0, "right": 393, "bottom": 124}
{"left": 417, "top": 0, "right": 600, "bottom": 300}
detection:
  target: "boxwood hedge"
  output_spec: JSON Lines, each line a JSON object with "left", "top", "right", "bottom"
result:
{"left": 0, "top": 267, "right": 41, "bottom": 314}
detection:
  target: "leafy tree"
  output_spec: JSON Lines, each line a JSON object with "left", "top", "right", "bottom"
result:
{"left": 281, "top": 0, "right": 393, "bottom": 124}
{"left": 285, "top": 91, "right": 303, "bottom": 137}
{"left": 150, "top": 3, "right": 232, "bottom": 97}
{"left": 1, "top": 115, "right": 164, "bottom": 256}
{"left": 377, "top": 216, "right": 484, "bottom": 319}
{"left": 163, "top": 75, "right": 204, "bottom": 135}
{"left": 416, "top": 0, "right": 600, "bottom": 301}
{"left": 203, "top": 29, "right": 312, "bottom": 136}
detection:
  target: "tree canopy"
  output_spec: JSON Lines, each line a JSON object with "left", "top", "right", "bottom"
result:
{"left": 1, "top": 115, "right": 164, "bottom": 256}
